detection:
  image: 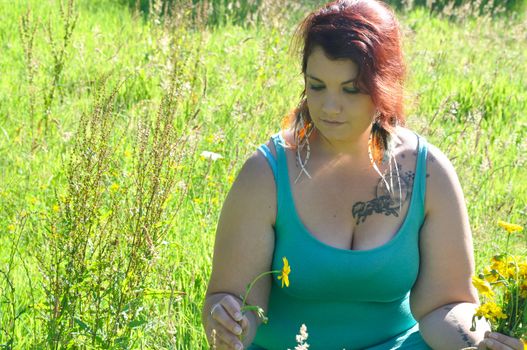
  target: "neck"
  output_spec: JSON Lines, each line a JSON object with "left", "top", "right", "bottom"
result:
{"left": 311, "top": 127, "right": 373, "bottom": 165}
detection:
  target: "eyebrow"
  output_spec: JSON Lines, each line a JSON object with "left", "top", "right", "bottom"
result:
{"left": 306, "top": 74, "right": 357, "bottom": 85}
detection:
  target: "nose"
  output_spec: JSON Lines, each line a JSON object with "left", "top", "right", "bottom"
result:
{"left": 322, "top": 95, "right": 342, "bottom": 115}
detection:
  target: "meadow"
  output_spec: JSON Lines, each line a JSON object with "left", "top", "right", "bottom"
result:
{"left": 0, "top": 0, "right": 526, "bottom": 348}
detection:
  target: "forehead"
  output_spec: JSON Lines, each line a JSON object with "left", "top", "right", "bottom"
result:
{"left": 306, "top": 46, "right": 359, "bottom": 82}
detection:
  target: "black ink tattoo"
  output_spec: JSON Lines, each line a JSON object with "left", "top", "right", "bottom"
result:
{"left": 352, "top": 195, "right": 400, "bottom": 224}
{"left": 352, "top": 169, "right": 413, "bottom": 225}
{"left": 444, "top": 306, "right": 475, "bottom": 347}
{"left": 350, "top": 153, "right": 432, "bottom": 224}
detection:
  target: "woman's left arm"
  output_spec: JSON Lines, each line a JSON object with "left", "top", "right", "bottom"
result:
{"left": 418, "top": 302, "right": 522, "bottom": 349}
{"left": 408, "top": 143, "right": 523, "bottom": 350}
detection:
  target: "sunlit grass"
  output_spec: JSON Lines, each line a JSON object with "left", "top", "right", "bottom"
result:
{"left": 0, "top": 0, "right": 525, "bottom": 348}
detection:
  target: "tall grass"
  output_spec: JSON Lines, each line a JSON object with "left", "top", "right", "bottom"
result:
{"left": 0, "top": 0, "right": 525, "bottom": 348}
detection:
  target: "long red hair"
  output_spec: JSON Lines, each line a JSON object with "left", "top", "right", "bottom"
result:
{"left": 282, "top": 0, "right": 406, "bottom": 164}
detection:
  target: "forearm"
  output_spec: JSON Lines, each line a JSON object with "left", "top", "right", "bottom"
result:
{"left": 419, "top": 302, "right": 491, "bottom": 349}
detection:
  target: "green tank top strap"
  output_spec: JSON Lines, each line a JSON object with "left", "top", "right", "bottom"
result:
{"left": 413, "top": 132, "right": 428, "bottom": 211}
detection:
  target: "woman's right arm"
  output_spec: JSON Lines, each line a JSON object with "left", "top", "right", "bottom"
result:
{"left": 202, "top": 146, "right": 277, "bottom": 349}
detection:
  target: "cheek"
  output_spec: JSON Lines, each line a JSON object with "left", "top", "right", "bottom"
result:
{"left": 350, "top": 97, "right": 375, "bottom": 116}
{"left": 305, "top": 94, "right": 321, "bottom": 113}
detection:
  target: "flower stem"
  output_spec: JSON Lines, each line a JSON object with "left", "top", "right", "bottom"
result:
{"left": 236, "top": 269, "right": 281, "bottom": 342}
{"left": 241, "top": 270, "right": 280, "bottom": 312}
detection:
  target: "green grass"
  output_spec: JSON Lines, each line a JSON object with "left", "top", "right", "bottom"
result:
{"left": 1, "top": 0, "right": 526, "bottom": 348}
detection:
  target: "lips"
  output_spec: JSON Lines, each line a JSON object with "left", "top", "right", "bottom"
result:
{"left": 322, "top": 119, "right": 345, "bottom": 125}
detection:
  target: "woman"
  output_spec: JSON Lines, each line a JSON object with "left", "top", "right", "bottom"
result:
{"left": 201, "top": 0, "right": 524, "bottom": 349}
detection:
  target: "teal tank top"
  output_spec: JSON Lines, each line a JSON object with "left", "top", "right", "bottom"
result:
{"left": 248, "top": 131, "right": 432, "bottom": 350}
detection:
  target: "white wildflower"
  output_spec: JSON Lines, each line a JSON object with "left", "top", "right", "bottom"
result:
{"left": 200, "top": 151, "right": 223, "bottom": 161}
{"left": 288, "top": 324, "right": 309, "bottom": 350}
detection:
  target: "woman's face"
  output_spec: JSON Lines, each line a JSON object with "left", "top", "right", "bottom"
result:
{"left": 305, "top": 46, "right": 376, "bottom": 144}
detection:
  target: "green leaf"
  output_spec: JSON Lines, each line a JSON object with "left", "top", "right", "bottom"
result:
{"left": 74, "top": 317, "right": 91, "bottom": 332}
{"left": 128, "top": 319, "right": 147, "bottom": 328}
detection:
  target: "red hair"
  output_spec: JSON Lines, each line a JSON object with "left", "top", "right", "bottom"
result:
{"left": 281, "top": 0, "right": 406, "bottom": 163}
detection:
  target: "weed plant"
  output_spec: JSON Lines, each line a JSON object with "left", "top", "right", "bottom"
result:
{"left": 0, "top": 0, "right": 525, "bottom": 348}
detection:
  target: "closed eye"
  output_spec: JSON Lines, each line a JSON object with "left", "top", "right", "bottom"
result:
{"left": 308, "top": 85, "right": 360, "bottom": 94}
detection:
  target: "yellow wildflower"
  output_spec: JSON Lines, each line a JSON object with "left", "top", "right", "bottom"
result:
{"left": 482, "top": 266, "right": 499, "bottom": 283}
{"left": 502, "top": 256, "right": 523, "bottom": 279}
{"left": 277, "top": 257, "right": 291, "bottom": 288}
{"left": 7, "top": 224, "right": 15, "bottom": 232}
{"left": 497, "top": 220, "right": 524, "bottom": 234}
{"left": 490, "top": 256, "right": 508, "bottom": 279}
{"left": 520, "top": 262, "right": 527, "bottom": 278}
{"left": 52, "top": 204, "right": 60, "bottom": 213}
{"left": 109, "top": 183, "right": 120, "bottom": 193}
{"left": 520, "top": 280, "right": 527, "bottom": 298}
{"left": 474, "top": 302, "right": 508, "bottom": 323}
{"left": 472, "top": 276, "right": 495, "bottom": 299}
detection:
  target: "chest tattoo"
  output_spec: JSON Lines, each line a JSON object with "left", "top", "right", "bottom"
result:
{"left": 351, "top": 169, "right": 415, "bottom": 225}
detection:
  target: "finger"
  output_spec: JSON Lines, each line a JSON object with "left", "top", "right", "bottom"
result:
{"left": 215, "top": 336, "right": 239, "bottom": 350}
{"left": 221, "top": 295, "right": 244, "bottom": 322}
{"left": 239, "top": 314, "right": 249, "bottom": 333}
{"left": 210, "top": 322, "right": 244, "bottom": 350}
{"left": 211, "top": 303, "right": 244, "bottom": 337}
{"left": 478, "top": 339, "right": 492, "bottom": 350}
{"left": 481, "top": 339, "right": 515, "bottom": 350}
{"left": 487, "top": 333, "right": 524, "bottom": 350}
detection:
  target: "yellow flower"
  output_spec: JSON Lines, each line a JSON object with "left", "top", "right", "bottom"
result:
{"left": 109, "top": 183, "right": 120, "bottom": 193}
{"left": 52, "top": 204, "right": 60, "bottom": 213}
{"left": 7, "top": 224, "right": 15, "bottom": 232}
{"left": 490, "top": 256, "right": 509, "bottom": 283}
{"left": 277, "top": 257, "right": 290, "bottom": 288}
{"left": 502, "top": 255, "right": 523, "bottom": 279}
{"left": 520, "top": 262, "right": 527, "bottom": 277}
{"left": 497, "top": 220, "right": 524, "bottom": 234}
{"left": 474, "top": 302, "right": 508, "bottom": 323}
{"left": 482, "top": 266, "right": 499, "bottom": 283}
{"left": 472, "top": 275, "right": 495, "bottom": 298}
{"left": 519, "top": 280, "right": 527, "bottom": 298}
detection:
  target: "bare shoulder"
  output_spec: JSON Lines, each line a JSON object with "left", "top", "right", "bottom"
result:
{"left": 396, "top": 127, "right": 455, "bottom": 180}
{"left": 393, "top": 126, "right": 419, "bottom": 154}
{"left": 421, "top": 139, "right": 465, "bottom": 215}
{"left": 229, "top": 144, "right": 278, "bottom": 226}
{"left": 395, "top": 127, "right": 463, "bottom": 214}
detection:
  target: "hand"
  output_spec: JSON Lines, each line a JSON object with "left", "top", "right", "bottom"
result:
{"left": 206, "top": 294, "right": 250, "bottom": 350}
{"left": 477, "top": 331, "right": 524, "bottom": 350}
